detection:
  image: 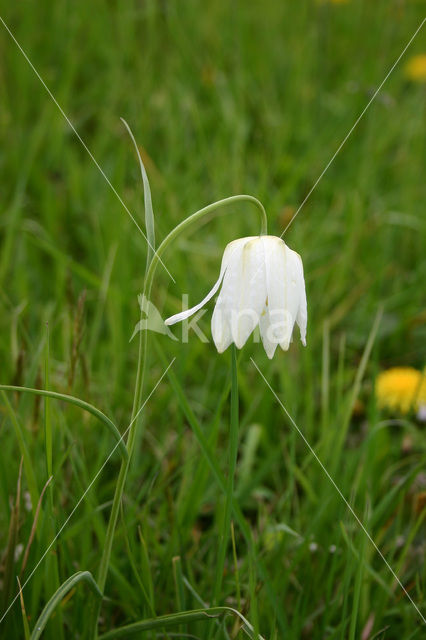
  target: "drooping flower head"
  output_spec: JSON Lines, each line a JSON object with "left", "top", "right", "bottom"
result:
{"left": 165, "top": 235, "right": 307, "bottom": 358}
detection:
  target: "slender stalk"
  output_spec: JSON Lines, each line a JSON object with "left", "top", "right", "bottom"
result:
{"left": 212, "top": 345, "right": 239, "bottom": 609}
{"left": 89, "top": 196, "right": 266, "bottom": 638}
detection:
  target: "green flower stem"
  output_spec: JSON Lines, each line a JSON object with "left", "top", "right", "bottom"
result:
{"left": 211, "top": 345, "right": 239, "bottom": 613}
{"left": 91, "top": 195, "right": 267, "bottom": 638}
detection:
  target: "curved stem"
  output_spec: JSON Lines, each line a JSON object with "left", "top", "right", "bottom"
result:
{"left": 146, "top": 194, "right": 267, "bottom": 313}
{"left": 132, "top": 194, "right": 266, "bottom": 419}
{"left": 91, "top": 194, "right": 267, "bottom": 638}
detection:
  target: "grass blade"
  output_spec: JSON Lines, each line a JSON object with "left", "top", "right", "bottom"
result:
{"left": 172, "top": 556, "right": 186, "bottom": 636}
{"left": 0, "top": 385, "right": 128, "bottom": 462}
{"left": 29, "top": 571, "right": 102, "bottom": 640}
{"left": 120, "top": 118, "right": 155, "bottom": 269}
{"left": 17, "top": 577, "right": 31, "bottom": 640}
{"left": 98, "top": 607, "right": 266, "bottom": 640}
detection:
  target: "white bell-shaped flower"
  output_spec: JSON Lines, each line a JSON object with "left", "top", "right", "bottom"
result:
{"left": 165, "top": 235, "right": 307, "bottom": 358}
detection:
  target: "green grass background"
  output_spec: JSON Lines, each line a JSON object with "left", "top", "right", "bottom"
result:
{"left": 0, "top": 0, "right": 425, "bottom": 638}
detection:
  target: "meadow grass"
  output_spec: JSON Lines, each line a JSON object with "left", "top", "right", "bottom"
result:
{"left": 0, "top": 0, "right": 425, "bottom": 638}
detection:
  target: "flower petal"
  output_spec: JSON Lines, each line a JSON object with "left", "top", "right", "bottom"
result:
{"left": 165, "top": 239, "right": 241, "bottom": 326}
{"left": 232, "top": 238, "right": 267, "bottom": 348}
{"left": 280, "top": 245, "right": 306, "bottom": 350}
{"left": 262, "top": 236, "right": 295, "bottom": 351}
{"left": 211, "top": 236, "right": 261, "bottom": 351}
{"left": 294, "top": 253, "right": 307, "bottom": 346}
{"left": 259, "top": 306, "right": 279, "bottom": 359}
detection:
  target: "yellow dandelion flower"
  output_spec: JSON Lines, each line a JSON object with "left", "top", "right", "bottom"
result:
{"left": 405, "top": 54, "right": 426, "bottom": 83}
{"left": 376, "top": 367, "right": 426, "bottom": 414}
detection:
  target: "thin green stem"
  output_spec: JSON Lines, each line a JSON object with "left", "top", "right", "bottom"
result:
{"left": 90, "top": 195, "right": 267, "bottom": 639}
{"left": 212, "top": 345, "right": 239, "bottom": 608}
{"left": 157, "top": 343, "right": 286, "bottom": 632}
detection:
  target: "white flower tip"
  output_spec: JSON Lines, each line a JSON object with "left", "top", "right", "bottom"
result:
{"left": 234, "top": 335, "right": 246, "bottom": 350}
{"left": 214, "top": 340, "right": 230, "bottom": 354}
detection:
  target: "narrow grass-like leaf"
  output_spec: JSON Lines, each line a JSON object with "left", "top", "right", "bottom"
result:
{"left": 172, "top": 556, "right": 186, "bottom": 636}
{"left": 393, "top": 507, "right": 426, "bottom": 591}
{"left": 321, "top": 319, "right": 330, "bottom": 433}
{"left": 120, "top": 118, "right": 155, "bottom": 269}
{"left": 137, "top": 526, "right": 156, "bottom": 616}
{"left": 182, "top": 575, "right": 230, "bottom": 640}
{"left": 17, "top": 577, "right": 31, "bottom": 640}
{"left": 369, "top": 464, "right": 421, "bottom": 529}
{"left": 332, "top": 307, "right": 383, "bottom": 470}
{"left": 0, "top": 385, "right": 128, "bottom": 462}
{"left": 98, "top": 607, "right": 266, "bottom": 640}
{"left": 231, "top": 522, "right": 241, "bottom": 612}
{"left": 120, "top": 505, "right": 155, "bottom": 617}
{"left": 339, "top": 522, "right": 391, "bottom": 596}
{"left": 29, "top": 571, "right": 102, "bottom": 640}
{"left": 23, "top": 228, "right": 102, "bottom": 288}
{"left": 237, "top": 424, "right": 262, "bottom": 498}
{"left": 349, "top": 515, "right": 368, "bottom": 640}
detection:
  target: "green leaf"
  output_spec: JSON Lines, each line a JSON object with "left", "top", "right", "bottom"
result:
{"left": 0, "top": 385, "right": 128, "bottom": 462}
{"left": 120, "top": 118, "right": 155, "bottom": 269}
{"left": 98, "top": 606, "right": 266, "bottom": 640}
{"left": 30, "top": 571, "right": 102, "bottom": 640}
